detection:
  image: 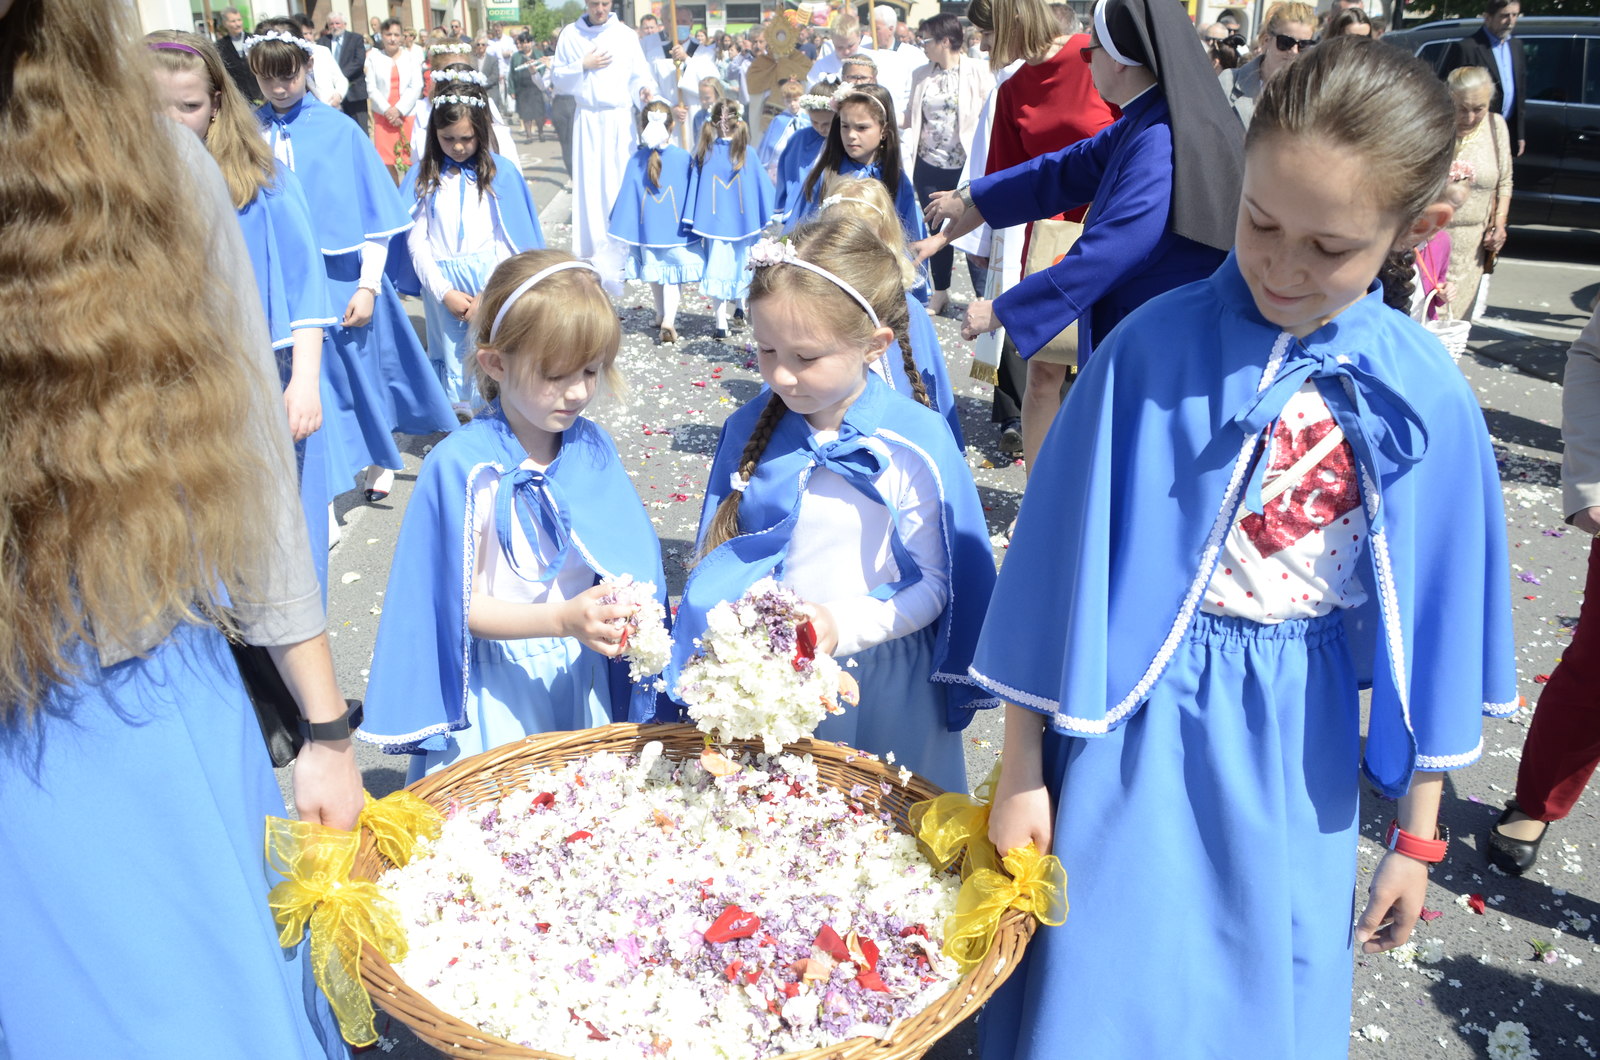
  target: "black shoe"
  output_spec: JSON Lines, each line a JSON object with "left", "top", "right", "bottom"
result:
{"left": 999, "top": 419, "right": 1023, "bottom": 458}
{"left": 713, "top": 326, "right": 729, "bottom": 340}
{"left": 732, "top": 307, "right": 746, "bottom": 330}
{"left": 1485, "top": 801, "right": 1549, "bottom": 876}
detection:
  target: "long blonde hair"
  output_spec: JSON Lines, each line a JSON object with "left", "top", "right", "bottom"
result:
{"left": 1, "top": 0, "right": 276, "bottom": 715}
{"left": 989, "top": 0, "right": 1063, "bottom": 68}
{"left": 145, "top": 30, "right": 275, "bottom": 210}
{"left": 699, "top": 214, "right": 917, "bottom": 558}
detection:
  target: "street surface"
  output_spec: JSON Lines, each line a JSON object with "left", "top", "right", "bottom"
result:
{"left": 284, "top": 135, "right": 1600, "bottom": 1058}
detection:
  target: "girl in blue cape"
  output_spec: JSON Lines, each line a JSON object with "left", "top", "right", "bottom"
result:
{"left": 683, "top": 99, "right": 776, "bottom": 339}
{"left": 148, "top": 31, "right": 342, "bottom": 594}
{"left": 250, "top": 31, "right": 460, "bottom": 506}
{"left": 390, "top": 79, "right": 544, "bottom": 420}
{"left": 358, "top": 252, "right": 667, "bottom": 781}
{"left": 818, "top": 175, "right": 964, "bottom": 450}
{"left": 974, "top": 38, "right": 1516, "bottom": 1058}
{"left": 771, "top": 80, "right": 837, "bottom": 225}
{"left": 665, "top": 215, "right": 996, "bottom": 795}
{"left": 608, "top": 101, "right": 704, "bottom": 345}
{"left": 788, "top": 83, "right": 928, "bottom": 257}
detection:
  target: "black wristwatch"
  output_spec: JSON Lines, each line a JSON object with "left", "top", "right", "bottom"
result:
{"left": 299, "top": 700, "right": 363, "bottom": 742}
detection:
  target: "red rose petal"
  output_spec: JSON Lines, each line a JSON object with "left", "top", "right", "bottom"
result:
{"left": 705, "top": 905, "right": 762, "bottom": 943}
{"left": 1467, "top": 894, "right": 1486, "bottom": 914}
{"left": 564, "top": 830, "right": 593, "bottom": 843}
{"left": 898, "top": 924, "right": 930, "bottom": 939}
{"left": 783, "top": 982, "right": 800, "bottom": 998}
{"left": 855, "top": 969, "right": 889, "bottom": 992}
{"left": 814, "top": 924, "right": 850, "bottom": 963}
{"left": 534, "top": 922, "right": 550, "bottom": 933}
{"left": 724, "top": 959, "right": 744, "bottom": 982}
{"left": 1419, "top": 908, "right": 1444, "bottom": 922}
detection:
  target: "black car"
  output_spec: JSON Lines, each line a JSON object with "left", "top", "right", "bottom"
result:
{"left": 1384, "top": 17, "right": 1600, "bottom": 229}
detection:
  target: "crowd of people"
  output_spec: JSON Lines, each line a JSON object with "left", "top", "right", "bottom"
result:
{"left": 3, "top": 0, "right": 1594, "bottom": 1057}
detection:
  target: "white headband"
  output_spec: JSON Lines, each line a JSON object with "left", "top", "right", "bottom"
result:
{"left": 431, "top": 68, "right": 487, "bottom": 85}
{"left": 746, "top": 238, "right": 880, "bottom": 327}
{"left": 490, "top": 261, "right": 601, "bottom": 342}
{"left": 819, "top": 193, "right": 887, "bottom": 221}
{"left": 1092, "top": 0, "right": 1143, "bottom": 67}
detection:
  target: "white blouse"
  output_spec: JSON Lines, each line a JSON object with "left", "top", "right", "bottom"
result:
{"left": 1202, "top": 382, "right": 1370, "bottom": 623}
{"left": 472, "top": 459, "right": 593, "bottom": 606}
{"left": 406, "top": 168, "right": 518, "bottom": 301}
{"left": 780, "top": 430, "right": 950, "bottom": 658}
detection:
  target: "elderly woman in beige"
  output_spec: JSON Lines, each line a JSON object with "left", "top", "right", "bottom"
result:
{"left": 1444, "top": 65, "right": 1513, "bottom": 321}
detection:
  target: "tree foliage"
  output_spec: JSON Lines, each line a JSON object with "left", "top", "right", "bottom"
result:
{"left": 515, "top": 1, "right": 583, "bottom": 43}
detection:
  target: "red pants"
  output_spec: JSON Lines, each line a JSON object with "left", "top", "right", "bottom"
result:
{"left": 1516, "top": 536, "right": 1600, "bottom": 820}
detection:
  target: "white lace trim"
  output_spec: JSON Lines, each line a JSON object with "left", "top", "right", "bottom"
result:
{"left": 353, "top": 719, "right": 455, "bottom": 753}
{"left": 1483, "top": 697, "right": 1520, "bottom": 718}
{"left": 1416, "top": 740, "right": 1482, "bottom": 770}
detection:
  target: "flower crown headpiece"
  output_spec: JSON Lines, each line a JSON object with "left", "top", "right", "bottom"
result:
{"left": 431, "top": 68, "right": 487, "bottom": 86}
{"left": 428, "top": 42, "right": 472, "bottom": 55}
{"left": 746, "top": 238, "right": 880, "bottom": 326}
{"left": 797, "top": 92, "right": 835, "bottom": 112}
{"left": 827, "top": 82, "right": 885, "bottom": 119}
{"left": 435, "top": 94, "right": 487, "bottom": 107}
{"left": 244, "top": 31, "right": 317, "bottom": 57}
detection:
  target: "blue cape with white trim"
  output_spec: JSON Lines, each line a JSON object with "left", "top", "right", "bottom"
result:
{"left": 358, "top": 409, "right": 670, "bottom": 756}
{"left": 236, "top": 162, "right": 336, "bottom": 350}
{"left": 772, "top": 125, "right": 825, "bottom": 223}
{"left": 608, "top": 144, "right": 698, "bottom": 248}
{"left": 682, "top": 140, "right": 776, "bottom": 242}
{"left": 969, "top": 253, "right": 1517, "bottom": 798}
{"left": 256, "top": 95, "right": 413, "bottom": 257}
{"left": 786, "top": 156, "right": 927, "bottom": 242}
{"left": 666, "top": 373, "right": 997, "bottom": 730}
{"left": 385, "top": 152, "right": 546, "bottom": 297}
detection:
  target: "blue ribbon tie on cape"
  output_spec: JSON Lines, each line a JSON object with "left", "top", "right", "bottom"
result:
{"left": 495, "top": 467, "right": 573, "bottom": 584}
{"left": 1232, "top": 343, "right": 1429, "bottom": 531}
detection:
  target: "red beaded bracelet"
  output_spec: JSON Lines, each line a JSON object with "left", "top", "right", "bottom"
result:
{"left": 1385, "top": 819, "right": 1449, "bottom": 863}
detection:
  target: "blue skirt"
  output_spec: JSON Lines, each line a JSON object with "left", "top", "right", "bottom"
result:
{"left": 325, "top": 254, "right": 458, "bottom": 439}
{"left": 978, "top": 611, "right": 1362, "bottom": 1059}
{"left": 0, "top": 624, "right": 347, "bottom": 1060}
{"left": 407, "top": 634, "right": 613, "bottom": 782}
{"left": 627, "top": 241, "right": 704, "bottom": 287}
{"left": 423, "top": 249, "right": 500, "bottom": 409}
{"left": 814, "top": 624, "right": 968, "bottom": 795}
{"left": 698, "top": 236, "right": 757, "bottom": 303}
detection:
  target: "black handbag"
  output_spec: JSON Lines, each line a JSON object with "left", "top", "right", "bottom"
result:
{"left": 200, "top": 603, "right": 304, "bottom": 768}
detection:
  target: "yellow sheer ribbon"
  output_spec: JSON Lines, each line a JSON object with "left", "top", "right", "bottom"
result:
{"left": 266, "top": 817, "right": 408, "bottom": 1046}
{"left": 941, "top": 843, "right": 1067, "bottom": 973}
{"left": 359, "top": 790, "right": 443, "bottom": 867}
{"left": 910, "top": 763, "right": 1068, "bottom": 974}
{"left": 909, "top": 762, "right": 1001, "bottom": 877}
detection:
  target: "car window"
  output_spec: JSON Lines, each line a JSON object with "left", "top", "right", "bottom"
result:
{"left": 1586, "top": 37, "right": 1600, "bottom": 105}
{"left": 1416, "top": 39, "right": 1451, "bottom": 73}
{"left": 1522, "top": 36, "right": 1582, "bottom": 103}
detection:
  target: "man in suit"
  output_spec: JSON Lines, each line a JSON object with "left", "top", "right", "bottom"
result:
{"left": 1441, "top": 0, "right": 1526, "bottom": 155}
{"left": 214, "top": 6, "right": 259, "bottom": 102}
{"left": 320, "top": 11, "right": 371, "bottom": 133}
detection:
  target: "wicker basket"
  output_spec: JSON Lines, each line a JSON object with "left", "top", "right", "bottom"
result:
{"left": 353, "top": 722, "right": 1036, "bottom": 1060}
{"left": 1426, "top": 316, "right": 1471, "bottom": 362}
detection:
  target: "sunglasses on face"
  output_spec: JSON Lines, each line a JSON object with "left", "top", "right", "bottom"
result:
{"left": 1274, "top": 33, "right": 1316, "bottom": 51}
{"left": 1078, "top": 41, "right": 1100, "bottom": 63}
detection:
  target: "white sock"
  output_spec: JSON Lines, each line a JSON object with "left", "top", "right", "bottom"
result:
{"left": 651, "top": 283, "right": 666, "bottom": 326}
{"left": 327, "top": 505, "right": 341, "bottom": 550}
{"left": 661, "top": 284, "right": 680, "bottom": 329}
{"left": 714, "top": 299, "right": 729, "bottom": 330}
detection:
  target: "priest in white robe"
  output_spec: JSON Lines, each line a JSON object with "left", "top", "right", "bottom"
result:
{"left": 553, "top": 0, "right": 658, "bottom": 261}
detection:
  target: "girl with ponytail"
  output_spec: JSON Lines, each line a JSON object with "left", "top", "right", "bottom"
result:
{"left": 664, "top": 214, "right": 997, "bottom": 795}
{"left": 684, "top": 98, "right": 776, "bottom": 339}
{"left": 608, "top": 100, "right": 703, "bottom": 344}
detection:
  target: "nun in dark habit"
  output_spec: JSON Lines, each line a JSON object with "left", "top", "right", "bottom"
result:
{"left": 920, "top": 0, "right": 1243, "bottom": 469}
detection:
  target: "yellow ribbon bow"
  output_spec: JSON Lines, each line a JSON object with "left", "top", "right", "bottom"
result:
{"left": 265, "top": 792, "right": 436, "bottom": 1046}
{"left": 910, "top": 762, "right": 1068, "bottom": 974}
{"left": 941, "top": 842, "right": 1068, "bottom": 973}
{"left": 359, "top": 790, "right": 443, "bottom": 867}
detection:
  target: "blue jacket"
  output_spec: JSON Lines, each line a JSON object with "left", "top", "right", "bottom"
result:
{"left": 972, "top": 89, "right": 1224, "bottom": 361}
{"left": 386, "top": 153, "right": 545, "bottom": 297}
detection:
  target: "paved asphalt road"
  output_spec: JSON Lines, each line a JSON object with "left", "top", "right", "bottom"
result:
{"left": 280, "top": 136, "right": 1600, "bottom": 1058}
